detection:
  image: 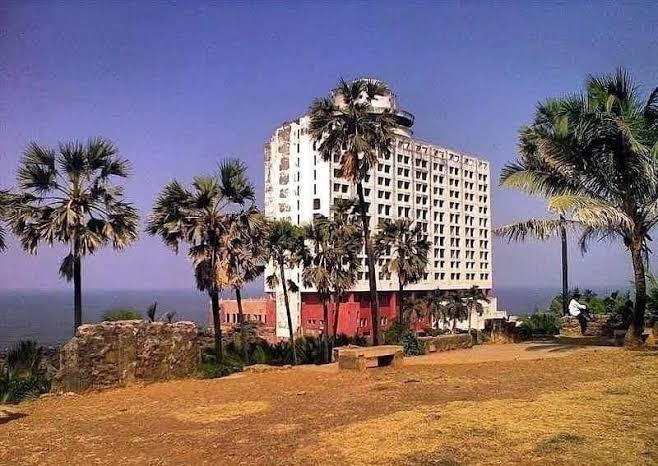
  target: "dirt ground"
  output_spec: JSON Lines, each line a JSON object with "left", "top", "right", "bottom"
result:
{"left": 1, "top": 342, "right": 656, "bottom": 466}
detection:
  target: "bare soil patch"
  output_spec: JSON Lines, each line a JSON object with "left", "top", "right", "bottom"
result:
{"left": 1, "top": 343, "right": 655, "bottom": 466}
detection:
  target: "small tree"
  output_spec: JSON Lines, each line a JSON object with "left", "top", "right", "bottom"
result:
{"left": 463, "top": 285, "right": 489, "bottom": 331}
{"left": 424, "top": 289, "right": 450, "bottom": 330}
{"left": 374, "top": 218, "right": 430, "bottom": 325}
{"left": 11, "top": 138, "right": 139, "bottom": 333}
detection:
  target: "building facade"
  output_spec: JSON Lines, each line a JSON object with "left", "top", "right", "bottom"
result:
{"left": 264, "top": 80, "right": 501, "bottom": 338}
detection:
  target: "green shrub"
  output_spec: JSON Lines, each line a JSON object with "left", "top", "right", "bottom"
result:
{"left": 101, "top": 308, "right": 142, "bottom": 321}
{"left": 518, "top": 312, "right": 561, "bottom": 337}
{"left": 198, "top": 347, "right": 243, "bottom": 378}
{"left": 384, "top": 322, "right": 426, "bottom": 356}
{"left": 1, "top": 340, "right": 51, "bottom": 404}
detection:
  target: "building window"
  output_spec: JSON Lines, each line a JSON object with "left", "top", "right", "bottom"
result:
{"left": 313, "top": 198, "right": 321, "bottom": 210}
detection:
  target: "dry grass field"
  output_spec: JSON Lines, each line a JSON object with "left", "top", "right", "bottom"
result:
{"left": 1, "top": 343, "right": 656, "bottom": 466}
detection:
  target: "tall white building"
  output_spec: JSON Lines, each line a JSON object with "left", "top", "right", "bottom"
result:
{"left": 264, "top": 80, "right": 500, "bottom": 338}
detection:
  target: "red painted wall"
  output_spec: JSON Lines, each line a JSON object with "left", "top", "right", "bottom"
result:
{"left": 299, "top": 291, "right": 430, "bottom": 338}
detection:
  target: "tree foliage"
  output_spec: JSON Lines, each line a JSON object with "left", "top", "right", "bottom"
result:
{"left": 496, "top": 68, "right": 658, "bottom": 345}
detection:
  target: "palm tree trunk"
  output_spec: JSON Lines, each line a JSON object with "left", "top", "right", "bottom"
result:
{"left": 560, "top": 217, "right": 569, "bottom": 316}
{"left": 332, "top": 295, "right": 341, "bottom": 339}
{"left": 322, "top": 299, "right": 330, "bottom": 364}
{"left": 398, "top": 277, "right": 404, "bottom": 326}
{"left": 279, "top": 260, "right": 297, "bottom": 365}
{"left": 210, "top": 289, "right": 224, "bottom": 363}
{"left": 356, "top": 182, "right": 380, "bottom": 345}
{"left": 235, "top": 287, "right": 249, "bottom": 365}
{"left": 627, "top": 242, "right": 647, "bottom": 346}
{"left": 73, "top": 239, "right": 82, "bottom": 334}
{"left": 467, "top": 304, "right": 473, "bottom": 331}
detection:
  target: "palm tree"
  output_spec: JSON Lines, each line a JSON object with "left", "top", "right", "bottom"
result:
{"left": 11, "top": 138, "right": 139, "bottom": 333}
{"left": 226, "top": 206, "right": 268, "bottom": 364}
{"left": 424, "top": 289, "right": 449, "bottom": 330}
{"left": 463, "top": 285, "right": 489, "bottom": 331}
{"left": 497, "top": 69, "right": 658, "bottom": 346}
{"left": 374, "top": 218, "right": 430, "bottom": 325}
{"left": 265, "top": 219, "right": 306, "bottom": 365}
{"left": 302, "top": 208, "right": 362, "bottom": 363}
{"left": 147, "top": 159, "right": 256, "bottom": 363}
{"left": 309, "top": 78, "right": 398, "bottom": 345}
{"left": 444, "top": 291, "right": 468, "bottom": 332}
{"left": 327, "top": 199, "right": 362, "bottom": 338}
{"left": 0, "top": 189, "right": 12, "bottom": 252}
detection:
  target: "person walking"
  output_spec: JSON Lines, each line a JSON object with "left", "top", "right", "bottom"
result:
{"left": 568, "top": 292, "right": 590, "bottom": 335}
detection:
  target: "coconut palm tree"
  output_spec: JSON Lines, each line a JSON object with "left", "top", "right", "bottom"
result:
{"left": 10, "top": 138, "right": 139, "bottom": 333}
{"left": 463, "top": 285, "right": 489, "bottom": 331}
{"left": 265, "top": 219, "right": 306, "bottom": 365}
{"left": 309, "top": 78, "right": 398, "bottom": 345}
{"left": 147, "top": 159, "right": 257, "bottom": 363}
{"left": 497, "top": 69, "right": 658, "bottom": 346}
{"left": 374, "top": 218, "right": 430, "bottom": 325}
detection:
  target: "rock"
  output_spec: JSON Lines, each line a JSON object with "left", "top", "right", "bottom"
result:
{"left": 243, "top": 364, "right": 291, "bottom": 374}
{"left": 52, "top": 321, "right": 200, "bottom": 393}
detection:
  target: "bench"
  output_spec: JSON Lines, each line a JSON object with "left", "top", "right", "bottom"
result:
{"left": 335, "top": 345, "right": 404, "bottom": 371}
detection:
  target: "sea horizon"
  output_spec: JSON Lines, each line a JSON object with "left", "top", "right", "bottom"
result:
{"left": 0, "top": 285, "right": 629, "bottom": 349}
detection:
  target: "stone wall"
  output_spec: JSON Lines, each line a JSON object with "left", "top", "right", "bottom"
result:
{"left": 560, "top": 315, "right": 615, "bottom": 337}
{"left": 418, "top": 334, "right": 473, "bottom": 353}
{"left": 52, "top": 321, "right": 200, "bottom": 393}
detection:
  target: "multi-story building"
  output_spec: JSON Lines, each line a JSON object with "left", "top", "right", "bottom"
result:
{"left": 264, "top": 79, "right": 501, "bottom": 339}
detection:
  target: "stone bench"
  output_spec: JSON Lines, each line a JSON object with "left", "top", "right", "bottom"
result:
{"left": 418, "top": 334, "right": 473, "bottom": 353}
{"left": 335, "top": 345, "right": 404, "bottom": 371}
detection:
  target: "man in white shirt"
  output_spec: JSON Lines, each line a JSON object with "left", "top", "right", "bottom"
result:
{"left": 568, "top": 292, "right": 590, "bottom": 335}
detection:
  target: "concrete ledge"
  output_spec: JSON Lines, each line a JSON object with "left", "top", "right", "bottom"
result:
{"left": 418, "top": 334, "right": 473, "bottom": 353}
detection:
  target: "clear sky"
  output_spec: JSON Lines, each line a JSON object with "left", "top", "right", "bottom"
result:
{"left": 1, "top": 1, "right": 657, "bottom": 292}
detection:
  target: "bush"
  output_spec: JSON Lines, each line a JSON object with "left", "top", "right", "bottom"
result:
{"left": 198, "top": 347, "right": 243, "bottom": 378}
{"left": 384, "top": 322, "right": 426, "bottom": 356}
{"left": 518, "top": 312, "right": 561, "bottom": 337}
{"left": 101, "top": 308, "right": 142, "bottom": 321}
{"left": 1, "top": 340, "right": 51, "bottom": 404}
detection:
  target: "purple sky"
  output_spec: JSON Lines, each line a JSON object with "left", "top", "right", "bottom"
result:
{"left": 1, "top": 2, "right": 657, "bottom": 292}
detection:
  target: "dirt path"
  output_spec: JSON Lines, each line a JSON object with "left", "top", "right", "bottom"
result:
{"left": 1, "top": 344, "right": 656, "bottom": 466}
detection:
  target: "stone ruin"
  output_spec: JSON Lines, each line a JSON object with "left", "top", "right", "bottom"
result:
{"left": 52, "top": 320, "right": 200, "bottom": 393}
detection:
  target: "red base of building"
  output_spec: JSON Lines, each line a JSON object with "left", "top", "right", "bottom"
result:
{"left": 300, "top": 291, "right": 431, "bottom": 338}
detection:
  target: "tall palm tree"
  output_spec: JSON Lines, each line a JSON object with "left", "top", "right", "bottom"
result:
{"left": 374, "top": 218, "right": 430, "bottom": 325}
{"left": 147, "top": 159, "right": 256, "bottom": 363}
{"left": 463, "top": 285, "right": 489, "bottom": 331}
{"left": 309, "top": 78, "right": 398, "bottom": 345}
{"left": 11, "top": 138, "right": 139, "bottom": 333}
{"left": 265, "top": 219, "right": 306, "bottom": 365}
{"left": 497, "top": 69, "right": 658, "bottom": 346}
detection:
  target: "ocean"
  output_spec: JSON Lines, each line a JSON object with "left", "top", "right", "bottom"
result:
{"left": 0, "top": 286, "right": 623, "bottom": 348}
